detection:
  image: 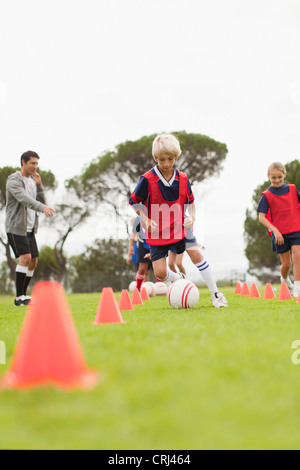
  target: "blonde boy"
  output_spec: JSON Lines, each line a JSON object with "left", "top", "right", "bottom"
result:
{"left": 129, "top": 133, "right": 228, "bottom": 308}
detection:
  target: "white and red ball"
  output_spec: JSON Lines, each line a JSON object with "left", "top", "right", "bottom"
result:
{"left": 128, "top": 281, "right": 137, "bottom": 292}
{"left": 143, "top": 281, "right": 155, "bottom": 297}
{"left": 154, "top": 282, "right": 168, "bottom": 296}
{"left": 168, "top": 279, "right": 199, "bottom": 309}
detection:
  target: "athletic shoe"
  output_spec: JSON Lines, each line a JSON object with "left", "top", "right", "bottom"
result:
{"left": 211, "top": 292, "right": 228, "bottom": 308}
{"left": 14, "top": 296, "right": 28, "bottom": 306}
{"left": 281, "top": 276, "right": 294, "bottom": 295}
{"left": 293, "top": 287, "right": 300, "bottom": 299}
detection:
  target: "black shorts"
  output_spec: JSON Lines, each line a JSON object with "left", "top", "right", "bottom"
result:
{"left": 138, "top": 243, "right": 151, "bottom": 265}
{"left": 149, "top": 235, "right": 199, "bottom": 262}
{"left": 271, "top": 231, "right": 300, "bottom": 254}
{"left": 7, "top": 232, "right": 39, "bottom": 259}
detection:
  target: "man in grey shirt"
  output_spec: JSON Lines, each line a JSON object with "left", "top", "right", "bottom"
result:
{"left": 6, "top": 151, "right": 55, "bottom": 306}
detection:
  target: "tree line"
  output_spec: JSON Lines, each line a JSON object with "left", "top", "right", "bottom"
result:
{"left": 0, "top": 131, "right": 229, "bottom": 294}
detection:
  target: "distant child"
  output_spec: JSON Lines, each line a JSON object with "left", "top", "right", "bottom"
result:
{"left": 257, "top": 162, "right": 300, "bottom": 297}
{"left": 131, "top": 215, "right": 152, "bottom": 290}
{"left": 129, "top": 133, "right": 228, "bottom": 308}
{"left": 126, "top": 218, "right": 139, "bottom": 273}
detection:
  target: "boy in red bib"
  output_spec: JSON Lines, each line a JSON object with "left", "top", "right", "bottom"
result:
{"left": 129, "top": 133, "right": 228, "bottom": 308}
{"left": 257, "top": 162, "right": 300, "bottom": 297}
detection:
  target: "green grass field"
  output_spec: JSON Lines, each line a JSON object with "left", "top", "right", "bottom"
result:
{"left": 1, "top": 285, "right": 300, "bottom": 450}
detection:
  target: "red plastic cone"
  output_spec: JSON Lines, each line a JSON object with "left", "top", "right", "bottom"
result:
{"left": 119, "top": 289, "right": 133, "bottom": 311}
{"left": 141, "top": 286, "right": 150, "bottom": 301}
{"left": 234, "top": 282, "right": 242, "bottom": 295}
{"left": 250, "top": 283, "right": 261, "bottom": 298}
{"left": 1, "top": 281, "right": 97, "bottom": 390}
{"left": 296, "top": 291, "right": 300, "bottom": 303}
{"left": 278, "top": 283, "right": 292, "bottom": 301}
{"left": 241, "top": 282, "right": 250, "bottom": 295}
{"left": 94, "top": 287, "right": 125, "bottom": 324}
{"left": 263, "top": 283, "right": 276, "bottom": 299}
{"left": 131, "top": 288, "right": 144, "bottom": 305}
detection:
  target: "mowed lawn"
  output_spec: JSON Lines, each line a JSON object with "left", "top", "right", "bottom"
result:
{"left": 1, "top": 285, "right": 300, "bottom": 450}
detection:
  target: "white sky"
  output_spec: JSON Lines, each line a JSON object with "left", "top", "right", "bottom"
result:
{"left": 1, "top": 0, "right": 300, "bottom": 279}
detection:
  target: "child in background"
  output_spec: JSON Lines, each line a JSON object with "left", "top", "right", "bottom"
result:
{"left": 129, "top": 133, "right": 228, "bottom": 308}
{"left": 257, "top": 162, "right": 300, "bottom": 297}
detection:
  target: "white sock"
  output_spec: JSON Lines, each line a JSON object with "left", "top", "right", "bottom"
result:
{"left": 196, "top": 259, "right": 218, "bottom": 295}
{"left": 295, "top": 281, "right": 300, "bottom": 289}
{"left": 157, "top": 269, "right": 182, "bottom": 283}
{"left": 16, "top": 265, "right": 28, "bottom": 274}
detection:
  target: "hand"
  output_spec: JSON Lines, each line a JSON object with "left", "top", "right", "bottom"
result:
{"left": 274, "top": 229, "right": 284, "bottom": 245}
{"left": 43, "top": 206, "right": 56, "bottom": 217}
{"left": 33, "top": 171, "right": 41, "bottom": 186}
{"left": 147, "top": 219, "right": 157, "bottom": 233}
{"left": 183, "top": 216, "right": 195, "bottom": 229}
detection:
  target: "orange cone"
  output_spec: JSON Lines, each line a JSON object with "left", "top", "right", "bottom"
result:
{"left": 94, "top": 287, "right": 125, "bottom": 324}
{"left": 296, "top": 291, "right": 300, "bottom": 303}
{"left": 119, "top": 289, "right": 133, "bottom": 311}
{"left": 250, "top": 283, "right": 261, "bottom": 298}
{"left": 241, "top": 282, "right": 250, "bottom": 295}
{"left": 0, "top": 281, "right": 97, "bottom": 390}
{"left": 141, "top": 286, "right": 150, "bottom": 301}
{"left": 278, "top": 283, "right": 292, "bottom": 301}
{"left": 234, "top": 282, "right": 242, "bottom": 294}
{"left": 131, "top": 288, "right": 144, "bottom": 305}
{"left": 263, "top": 283, "right": 276, "bottom": 299}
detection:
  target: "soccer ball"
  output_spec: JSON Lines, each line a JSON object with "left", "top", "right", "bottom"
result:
{"left": 128, "top": 281, "right": 137, "bottom": 292}
{"left": 154, "top": 282, "right": 168, "bottom": 296}
{"left": 168, "top": 279, "right": 199, "bottom": 309}
{"left": 143, "top": 281, "right": 155, "bottom": 297}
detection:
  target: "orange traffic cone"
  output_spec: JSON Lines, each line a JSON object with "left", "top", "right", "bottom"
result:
{"left": 250, "top": 283, "right": 261, "bottom": 298}
{"left": 132, "top": 288, "right": 143, "bottom": 305}
{"left": 241, "top": 282, "right": 250, "bottom": 295}
{"left": 94, "top": 287, "right": 125, "bottom": 324}
{"left": 119, "top": 289, "right": 133, "bottom": 311}
{"left": 263, "top": 283, "right": 276, "bottom": 299}
{"left": 278, "top": 283, "right": 292, "bottom": 301}
{"left": 296, "top": 291, "right": 300, "bottom": 303}
{"left": 0, "top": 281, "right": 97, "bottom": 390}
{"left": 141, "top": 286, "right": 150, "bottom": 301}
{"left": 234, "top": 282, "right": 242, "bottom": 295}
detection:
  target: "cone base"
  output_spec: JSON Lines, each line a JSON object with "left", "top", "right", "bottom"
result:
{"left": 93, "top": 319, "right": 125, "bottom": 325}
{"left": 1, "top": 369, "right": 98, "bottom": 391}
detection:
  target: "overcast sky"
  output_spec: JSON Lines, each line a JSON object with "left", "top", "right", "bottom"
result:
{"left": 1, "top": 0, "right": 299, "bottom": 279}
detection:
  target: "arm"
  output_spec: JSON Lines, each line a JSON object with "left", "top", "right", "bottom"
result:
{"left": 126, "top": 234, "right": 135, "bottom": 264}
{"left": 33, "top": 172, "right": 46, "bottom": 204}
{"left": 7, "top": 177, "right": 46, "bottom": 212}
{"left": 7, "top": 176, "right": 55, "bottom": 217}
{"left": 183, "top": 202, "right": 196, "bottom": 228}
{"left": 258, "top": 212, "right": 284, "bottom": 245}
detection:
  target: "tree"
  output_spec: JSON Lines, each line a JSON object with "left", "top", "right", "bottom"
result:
{"left": 244, "top": 159, "right": 300, "bottom": 282}
{"left": 44, "top": 202, "right": 90, "bottom": 282}
{"left": 66, "top": 131, "right": 228, "bottom": 232}
{"left": 69, "top": 238, "right": 134, "bottom": 293}
{"left": 0, "top": 166, "right": 57, "bottom": 280}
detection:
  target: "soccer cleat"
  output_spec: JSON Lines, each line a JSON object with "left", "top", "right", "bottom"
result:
{"left": 211, "top": 292, "right": 228, "bottom": 308}
{"left": 281, "top": 276, "right": 294, "bottom": 295}
{"left": 293, "top": 287, "right": 300, "bottom": 299}
{"left": 14, "top": 296, "right": 29, "bottom": 306}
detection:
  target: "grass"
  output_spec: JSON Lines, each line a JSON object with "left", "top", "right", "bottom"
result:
{"left": 1, "top": 285, "right": 300, "bottom": 449}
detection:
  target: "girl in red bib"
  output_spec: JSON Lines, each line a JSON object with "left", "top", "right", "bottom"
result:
{"left": 257, "top": 162, "right": 300, "bottom": 297}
